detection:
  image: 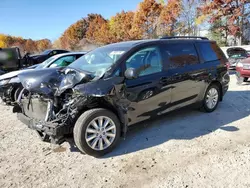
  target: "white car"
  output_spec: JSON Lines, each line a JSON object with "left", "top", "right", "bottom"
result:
{"left": 0, "top": 52, "right": 86, "bottom": 104}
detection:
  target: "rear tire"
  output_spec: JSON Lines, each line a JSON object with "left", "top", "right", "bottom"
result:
{"left": 201, "top": 84, "right": 220, "bottom": 113}
{"left": 73, "top": 108, "right": 121, "bottom": 157}
{"left": 243, "top": 77, "right": 248, "bottom": 82}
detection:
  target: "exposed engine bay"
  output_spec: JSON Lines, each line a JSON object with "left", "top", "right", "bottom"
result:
{"left": 13, "top": 67, "right": 128, "bottom": 144}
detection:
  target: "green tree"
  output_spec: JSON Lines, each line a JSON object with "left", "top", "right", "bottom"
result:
{"left": 208, "top": 19, "right": 229, "bottom": 46}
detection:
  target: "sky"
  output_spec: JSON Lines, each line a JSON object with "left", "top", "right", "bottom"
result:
{"left": 0, "top": 0, "right": 142, "bottom": 41}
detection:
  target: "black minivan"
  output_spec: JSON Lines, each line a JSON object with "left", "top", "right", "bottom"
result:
{"left": 15, "top": 37, "right": 230, "bottom": 157}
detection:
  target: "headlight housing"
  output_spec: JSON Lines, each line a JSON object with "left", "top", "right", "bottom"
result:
{"left": 0, "top": 79, "right": 11, "bottom": 86}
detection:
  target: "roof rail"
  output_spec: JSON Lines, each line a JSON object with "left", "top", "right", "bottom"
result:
{"left": 160, "top": 36, "right": 209, "bottom": 40}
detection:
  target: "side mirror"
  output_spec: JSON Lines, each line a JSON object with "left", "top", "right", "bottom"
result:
{"left": 124, "top": 68, "right": 138, "bottom": 79}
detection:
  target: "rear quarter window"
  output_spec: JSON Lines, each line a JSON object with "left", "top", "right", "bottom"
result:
{"left": 161, "top": 43, "right": 199, "bottom": 69}
{"left": 198, "top": 42, "right": 227, "bottom": 63}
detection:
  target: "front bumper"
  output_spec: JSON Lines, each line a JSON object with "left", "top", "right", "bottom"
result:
{"left": 17, "top": 112, "right": 72, "bottom": 144}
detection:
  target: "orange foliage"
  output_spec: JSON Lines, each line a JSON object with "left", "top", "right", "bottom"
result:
{"left": 132, "top": 0, "right": 163, "bottom": 39}
{"left": 199, "top": 0, "right": 249, "bottom": 36}
{"left": 86, "top": 15, "right": 112, "bottom": 44}
{"left": 0, "top": 34, "right": 51, "bottom": 54}
{"left": 159, "top": 0, "right": 182, "bottom": 36}
{"left": 110, "top": 11, "right": 136, "bottom": 42}
{"left": 60, "top": 19, "right": 88, "bottom": 49}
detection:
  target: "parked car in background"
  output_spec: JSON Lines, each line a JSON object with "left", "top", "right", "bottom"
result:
{"left": 0, "top": 52, "right": 86, "bottom": 105}
{"left": 235, "top": 57, "right": 250, "bottom": 83}
{"left": 0, "top": 47, "right": 30, "bottom": 74}
{"left": 0, "top": 47, "right": 70, "bottom": 74}
{"left": 14, "top": 36, "right": 229, "bottom": 157}
{"left": 226, "top": 47, "right": 249, "bottom": 69}
{"left": 31, "top": 49, "right": 70, "bottom": 64}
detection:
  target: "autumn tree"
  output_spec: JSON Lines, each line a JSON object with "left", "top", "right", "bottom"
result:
{"left": 131, "top": 0, "right": 163, "bottom": 39}
{"left": 158, "top": 0, "right": 182, "bottom": 36}
{"left": 36, "top": 39, "right": 52, "bottom": 52}
{"left": 86, "top": 14, "right": 112, "bottom": 44}
{"left": 60, "top": 19, "right": 89, "bottom": 50}
{"left": 52, "top": 39, "right": 62, "bottom": 49}
{"left": 0, "top": 34, "right": 8, "bottom": 48}
{"left": 109, "top": 11, "right": 135, "bottom": 42}
{"left": 24, "top": 39, "right": 37, "bottom": 53}
{"left": 199, "top": 0, "right": 250, "bottom": 45}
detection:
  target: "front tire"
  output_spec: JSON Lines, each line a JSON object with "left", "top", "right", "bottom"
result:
{"left": 201, "top": 84, "right": 220, "bottom": 113}
{"left": 73, "top": 108, "right": 121, "bottom": 157}
{"left": 14, "top": 86, "right": 23, "bottom": 102}
{"left": 244, "top": 77, "right": 248, "bottom": 82}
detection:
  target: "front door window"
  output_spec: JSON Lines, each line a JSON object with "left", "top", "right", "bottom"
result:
{"left": 126, "top": 47, "right": 163, "bottom": 76}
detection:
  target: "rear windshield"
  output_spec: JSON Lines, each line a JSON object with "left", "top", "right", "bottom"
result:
{"left": 227, "top": 48, "right": 248, "bottom": 58}
{"left": 198, "top": 42, "right": 227, "bottom": 63}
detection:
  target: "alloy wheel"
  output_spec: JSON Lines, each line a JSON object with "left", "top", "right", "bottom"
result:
{"left": 85, "top": 116, "right": 116, "bottom": 151}
{"left": 205, "top": 88, "right": 219, "bottom": 109}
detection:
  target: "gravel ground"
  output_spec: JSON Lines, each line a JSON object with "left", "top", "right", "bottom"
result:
{"left": 1, "top": 75, "right": 250, "bottom": 188}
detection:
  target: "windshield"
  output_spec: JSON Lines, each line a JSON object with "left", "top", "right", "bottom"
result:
{"left": 41, "top": 50, "right": 51, "bottom": 55}
{"left": 68, "top": 46, "right": 129, "bottom": 77}
{"left": 35, "top": 56, "right": 56, "bottom": 69}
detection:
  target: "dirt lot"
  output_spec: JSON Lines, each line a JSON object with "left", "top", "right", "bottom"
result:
{"left": 1, "top": 75, "right": 250, "bottom": 188}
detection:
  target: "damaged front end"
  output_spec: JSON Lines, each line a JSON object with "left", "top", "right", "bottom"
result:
{"left": 14, "top": 67, "right": 128, "bottom": 144}
{"left": 16, "top": 90, "right": 92, "bottom": 144}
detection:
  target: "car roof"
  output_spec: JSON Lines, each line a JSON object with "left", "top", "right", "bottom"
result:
{"left": 52, "top": 52, "right": 87, "bottom": 59}
{"left": 104, "top": 38, "right": 214, "bottom": 49}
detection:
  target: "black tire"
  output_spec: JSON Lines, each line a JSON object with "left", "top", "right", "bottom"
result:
{"left": 201, "top": 84, "right": 220, "bottom": 113}
{"left": 243, "top": 77, "right": 248, "bottom": 82}
{"left": 73, "top": 108, "right": 121, "bottom": 157}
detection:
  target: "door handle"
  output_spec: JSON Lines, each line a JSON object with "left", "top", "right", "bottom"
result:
{"left": 160, "top": 77, "right": 168, "bottom": 83}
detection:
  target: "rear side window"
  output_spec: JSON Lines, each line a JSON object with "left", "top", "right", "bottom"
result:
{"left": 198, "top": 42, "right": 227, "bottom": 62}
{"left": 161, "top": 43, "right": 199, "bottom": 69}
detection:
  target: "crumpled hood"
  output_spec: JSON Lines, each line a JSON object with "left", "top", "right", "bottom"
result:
{"left": 74, "top": 77, "right": 125, "bottom": 97}
{"left": 0, "top": 69, "right": 29, "bottom": 81}
{"left": 18, "top": 67, "right": 93, "bottom": 97}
